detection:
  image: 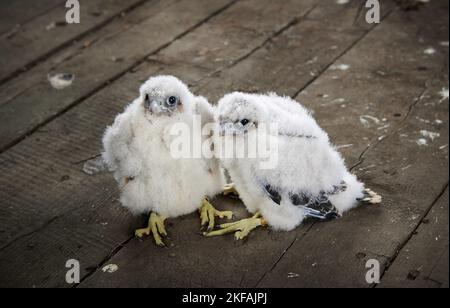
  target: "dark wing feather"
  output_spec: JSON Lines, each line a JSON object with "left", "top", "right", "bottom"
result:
{"left": 263, "top": 184, "right": 282, "bottom": 205}
{"left": 258, "top": 177, "right": 347, "bottom": 220}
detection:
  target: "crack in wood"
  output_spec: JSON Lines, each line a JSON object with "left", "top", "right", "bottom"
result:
{"left": 72, "top": 153, "right": 102, "bottom": 165}
{"left": 193, "top": 4, "right": 320, "bottom": 88}
{"left": 74, "top": 235, "right": 135, "bottom": 288}
{"left": 0, "top": 80, "right": 42, "bottom": 108}
{"left": 292, "top": 9, "right": 394, "bottom": 100}
{"left": 0, "top": 0, "right": 154, "bottom": 86}
{"left": 427, "top": 247, "right": 449, "bottom": 284}
{"left": 376, "top": 183, "right": 449, "bottom": 287}
{"left": 0, "top": 1, "right": 65, "bottom": 37}
{"left": 254, "top": 223, "right": 315, "bottom": 287}
{"left": 426, "top": 277, "right": 444, "bottom": 287}
{"left": 350, "top": 76, "right": 433, "bottom": 172}
{"left": 0, "top": 183, "right": 120, "bottom": 254}
{"left": 0, "top": 215, "right": 60, "bottom": 253}
{"left": 353, "top": 0, "right": 367, "bottom": 25}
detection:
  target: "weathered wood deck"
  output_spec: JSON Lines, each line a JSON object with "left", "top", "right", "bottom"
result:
{"left": 0, "top": 0, "right": 448, "bottom": 288}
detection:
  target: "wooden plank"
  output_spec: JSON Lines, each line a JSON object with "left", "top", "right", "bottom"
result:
{"left": 193, "top": 0, "right": 393, "bottom": 102}
{"left": 0, "top": 0, "right": 150, "bottom": 83}
{"left": 79, "top": 1, "right": 398, "bottom": 288}
{"left": 153, "top": 0, "right": 331, "bottom": 71}
{"left": 0, "top": 0, "right": 64, "bottom": 35}
{"left": 0, "top": 0, "right": 325, "bottom": 287}
{"left": 0, "top": 0, "right": 235, "bottom": 153}
{"left": 258, "top": 0, "right": 449, "bottom": 288}
{"left": 80, "top": 196, "right": 308, "bottom": 288}
{"left": 379, "top": 188, "right": 448, "bottom": 288}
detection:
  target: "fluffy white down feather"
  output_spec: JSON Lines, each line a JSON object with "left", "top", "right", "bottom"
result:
{"left": 102, "top": 75, "right": 224, "bottom": 218}
{"left": 216, "top": 92, "right": 365, "bottom": 231}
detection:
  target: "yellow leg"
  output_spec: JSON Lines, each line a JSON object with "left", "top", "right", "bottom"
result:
{"left": 199, "top": 197, "right": 233, "bottom": 231}
{"left": 205, "top": 212, "right": 268, "bottom": 240}
{"left": 135, "top": 212, "right": 167, "bottom": 247}
{"left": 223, "top": 183, "right": 239, "bottom": 196}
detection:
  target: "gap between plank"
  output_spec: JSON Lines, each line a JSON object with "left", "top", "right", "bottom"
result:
{"left": 0, "top": 185, "right": 120, "bottom": 253}
{"left": 0, "top": 216, "right": 60, "bottom": 253}
{"left": 193, "top": 3, "right": 319, "bottom": 87}
{"left": 375, "top": 183, "right": 449, "bottom": 287}
{"left": 0, "top": 1, "right": 65, "bottom": 37}
{"left": 0, "top": 0, "right": 153, "bottom": 86}
{"left": 254, "top": 223, "right": 315, "bottom": 287}
{"left": 350, "top": 80, "right": 430, "bottom": 171}
{"left": 74, "top": 236, "right": 135, "bottom": 288}
{"left": 292, "top": 9, "right": 394, "bottom": 99}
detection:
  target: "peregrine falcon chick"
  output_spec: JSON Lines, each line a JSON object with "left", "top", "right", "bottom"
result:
{"left": 102, "top": 75, "right": 232, "bottom": 246}
{"left": 207, "top": 92, "right": 381, "bottom": 240}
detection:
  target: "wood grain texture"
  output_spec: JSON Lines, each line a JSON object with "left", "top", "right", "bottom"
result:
{"left": 0, "top": 0, "right": 65, "bottom": 35}
{"left": 0, "top": 0, "right": 150, "bottom": 83}
{"left": 380, "top": 188, "right": 448, "bottom": 288}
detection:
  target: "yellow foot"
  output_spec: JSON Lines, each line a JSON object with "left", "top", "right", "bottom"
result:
{"left": 200, "top": 197, "right": 233, "bottom": 231}
{"left": 223, "top": 183, "right": 239, "bottom": 196}
{"left": 135, "top": 212, "right": 167, "bottom": 247}
{"left": 205, "top": 212, "right": 267, "bottom": 240}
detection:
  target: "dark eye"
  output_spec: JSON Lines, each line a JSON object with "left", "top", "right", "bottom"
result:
{"left": 240, "top": 119, "right": 250, "bottom": 126}
{"left": 167, "top": 96, "right": 178, "bottom": 106}
{"left": 143, "top": 94, "right": 151, "bottom": 107}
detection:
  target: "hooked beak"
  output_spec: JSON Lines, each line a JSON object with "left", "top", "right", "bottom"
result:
{"left": 148, "top": 100, "right": 161, "bottom": 114}
{"left": 144, "top": 96, "right": 171, "bottom": 115}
